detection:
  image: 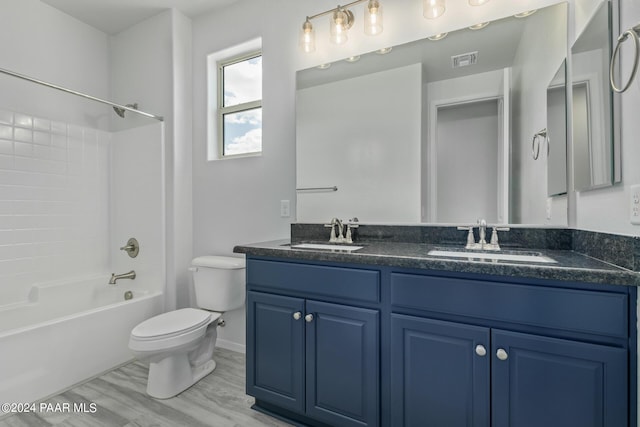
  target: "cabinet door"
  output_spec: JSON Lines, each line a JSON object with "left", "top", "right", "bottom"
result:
{"left": 390, "top": 314, "right": 490, "bottom": 427}
{"left": 492, "top": 329, "right": 627, "bottom": 427}
{"left": 246, "top": 291, "right": 305, "bottom": 413}
{"left": 305, "top": 300, "right": 379, "bottom": 427}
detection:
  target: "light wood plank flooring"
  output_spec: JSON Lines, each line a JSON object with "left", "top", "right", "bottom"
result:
{"left": 0, "top": 348, "right": 291, "bottom": 427}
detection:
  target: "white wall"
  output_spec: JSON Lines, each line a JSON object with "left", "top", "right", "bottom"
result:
{"left": 192, "top": 0, "right": 298, "bottom": 352}
{"left": 510, "top": 3, "right": 568, "bottom": 225}
{"left": 110, "top": 123, "right": 165, "bottom": 294}
{"left": 296, "top": 64, "right": 422, "bottom": 223}
{"left": 0, "top": 0, "right": 109, "bottom": 127}
{"left": 571, "top": 0, "right": 640, "bottom": 236}
{"left": 110, "top": 9, "right": 193, "bottom": 311}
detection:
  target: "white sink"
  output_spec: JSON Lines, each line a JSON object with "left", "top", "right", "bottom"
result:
{"left": 291, "top": 243, "right": 363, "bottom": 252}
{"left": 427, "top": 249, "right": 556, "bottom": 264}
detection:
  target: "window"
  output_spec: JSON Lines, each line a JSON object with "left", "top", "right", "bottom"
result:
{"left": 217, "top": 52, "right": 262, "bottom": 158}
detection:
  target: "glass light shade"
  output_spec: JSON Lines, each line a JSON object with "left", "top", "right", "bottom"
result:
{"left": 364, "top": 0, "right": 383, "bottom": 36}
{"left": 423, "top": 0, "right": 446, "bottom": 19}
{"left": 299, "top": 20, "right": 315, "bottom": 53}
{"left": 469, "top": 0, "right": 489, "bottom": 5}
{"left": 330, "top": 9, "right": 349, "bottom": 44}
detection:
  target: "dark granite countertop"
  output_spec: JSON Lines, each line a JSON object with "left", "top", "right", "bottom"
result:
{"left": 233, "top": 239, "right": 640, "bottom": 287}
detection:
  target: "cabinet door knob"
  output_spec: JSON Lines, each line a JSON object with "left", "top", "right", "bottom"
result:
{"left": 305, "top": 313, "right": 314, "bottom": 323}
{"left": 496, "top": 348, "right": 509, "bottom": 361}
{"left": 475, "top": 345, "right": 487, "bottom": 357}
{"left": 293, "top": 311, "right": 302, "bottom": 320}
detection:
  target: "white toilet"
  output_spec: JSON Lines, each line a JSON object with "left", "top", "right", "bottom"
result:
{"left": 128, "top": 255, "right": 245, "bottom": 399}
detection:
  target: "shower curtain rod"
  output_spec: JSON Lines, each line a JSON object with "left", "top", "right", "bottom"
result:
{"left": 0, "top": 67, "right": 164, "bottom": 121}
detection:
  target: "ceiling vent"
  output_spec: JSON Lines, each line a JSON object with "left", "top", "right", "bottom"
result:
{"left": 451, "top": 51, "right": 478, "bottom": 68}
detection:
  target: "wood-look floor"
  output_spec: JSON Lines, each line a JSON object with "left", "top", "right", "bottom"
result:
{"left": 0, "top": 348, "right": 291, "bottom": 427}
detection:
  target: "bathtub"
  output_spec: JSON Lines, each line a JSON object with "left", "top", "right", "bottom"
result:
{"left": 0, "top": 275, "right": 163, "bottom": 405}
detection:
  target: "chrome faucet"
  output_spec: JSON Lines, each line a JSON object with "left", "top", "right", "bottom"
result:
{"left": 109, "top": 270, "right": 136, "bottom": 285}
{"left": 324, "top": 217, "right": 360, "bottom": 243}
{"left": 477, "top": 219, "right": 487, "bottom": 250}
{"left": 457, "top": 220, "right": 510, "bottom": 251}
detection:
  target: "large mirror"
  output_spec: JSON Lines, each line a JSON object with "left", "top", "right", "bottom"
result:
{"left": 571, "top": 0, "right": 621, "bottom": 191}
{"left": 547, "top": 60, "right": 568, "bottom": 197}
{"left": 296, "top": 3, "right": 568, "bottom": 225}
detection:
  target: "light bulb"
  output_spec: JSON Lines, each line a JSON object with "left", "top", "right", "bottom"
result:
{"left": 423, "top": 0, "right": 446, "bottom": 19}
{"left": 299, "top": 19, "right": 315, "bottom": 53}
{"left": 330, "top": 9, "right": 349, "bottom": 44}
{"left": 364, "top": 0, "right": 383, "bottom": 36}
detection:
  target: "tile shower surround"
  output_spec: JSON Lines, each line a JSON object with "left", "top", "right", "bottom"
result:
{"left": 291, "top": 223, "right": 640, "bottom": 272}
{"left": 0, "top": 109, "right": 110, "bottom": 304}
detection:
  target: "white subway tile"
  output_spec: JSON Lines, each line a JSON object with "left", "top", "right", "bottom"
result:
{"left": 14, "top": 128, "right": 33, "bottom": 143}
{"left": 33, "top": 144, "right": 51, "bottom": 160}
{"left": 0, "top": 124, "right": 13, "bottom": 140}
{"left": 33, "top": 118, "right": 51, "bottom": 131}
{"left": 51, "top": 121, "right": 67, "bottom": 135}
{"left": 0, "top": 139, "right": 13, "bottom": 155}
{"left": 0, "top": 110, "right": 14, "bottom": 125}
{"left": 14, "top": 141, "right": 33, "bottom": 157}
{"left": 13, "top": 114, "right": 33, "bottom": 129}
{"left": 51, "top": 134, "right": 66, "bottom": 149}
{"left": 0, "top": 154, "right": 13, "bottom": 170}
{"left": 33, "top": 131, "right": 51, "bottom": 146}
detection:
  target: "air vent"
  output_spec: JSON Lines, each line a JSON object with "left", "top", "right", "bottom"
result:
{"left": 451, "top": 51, "right": 478, "bottom": 68}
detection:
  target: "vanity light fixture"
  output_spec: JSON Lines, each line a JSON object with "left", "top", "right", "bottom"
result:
{"left": 376, "top": 47, "right": 393, "bottom": 54}
{"left": 468, "top": 0, "right": 489, "bottom": 5}
{"left": 300, "top": 0, "right": 383, "bottom": 52}
{"left": 469, "top": 22, "right": 490, "bottom": 30}
{"left": 345, "top": 55, "right": 361, "bottom": 62}
{"left": 428, "top": 32, "right": 448, "bottom": 41}
{"left": 317, "top": 63, "right": 332, "bottom": 70}
{"left": 423, "top": 0, "right": 446, "bottom": 19}
{"left": 514, "top": 10, "right": 537, "bottom": 18}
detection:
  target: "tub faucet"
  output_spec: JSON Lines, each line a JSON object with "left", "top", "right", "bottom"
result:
{"left": 109, "top": 270, "right": 136, "bottom": 285}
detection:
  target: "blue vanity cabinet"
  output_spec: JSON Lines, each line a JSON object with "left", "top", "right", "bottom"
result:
{"left": 390, "top": 272, "right": 631, "bottom": 427}
{"left": 246, "top": 258, "right": 381, "bottom": 427}
{"left": 390, "top": 314, "right": 491, "bottom": 427}
{"left": 491, "top": 329, "right": 627, "bottom": 427}
{"left": 246, "top": 291, "right": 305, "bottom": 413}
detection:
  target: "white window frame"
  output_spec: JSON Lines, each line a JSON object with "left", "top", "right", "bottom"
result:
{"left": 217, "top": 50, "right": 262, "bottom": 159}
{"left": 206, "top": 38, "right": 262, "bottom": 161}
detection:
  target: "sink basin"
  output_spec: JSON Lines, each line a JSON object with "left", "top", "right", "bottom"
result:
{"left": 427, "top": 249, "right": 556, "bottom": 264}
{"left": 291, "top": 243, "right": 363, "bottom": 252}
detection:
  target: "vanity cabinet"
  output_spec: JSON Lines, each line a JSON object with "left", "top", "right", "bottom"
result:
{"left": 246, "top": 259, "right": 380, "bottom": 427}
{"left": 244, "top": 257, "right": 634, "bottom": 427}
{"left": 390, "top": 272, "right": 629, "bottom": 427}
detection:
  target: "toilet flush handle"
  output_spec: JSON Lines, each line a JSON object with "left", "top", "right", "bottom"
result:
{"left": 188, "top": 266, "right": 198, "bottom": 272}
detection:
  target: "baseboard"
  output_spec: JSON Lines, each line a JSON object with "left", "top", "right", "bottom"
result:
{"left": 216, "top": 338, "right": 246, "bottom": 354}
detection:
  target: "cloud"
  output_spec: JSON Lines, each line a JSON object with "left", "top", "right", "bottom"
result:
{"left": 225, "top": 108, "right": 261, "bottom": 125}
{"left": 224, "top": 57, "right": 262, "bottom": 106}
{"left": 226, "top": 128, "right": 262, "bottom": 155}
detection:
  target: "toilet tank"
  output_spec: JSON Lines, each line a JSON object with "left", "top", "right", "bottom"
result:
{"left": 190, "top": 256, "right": 246, "bottom": 312}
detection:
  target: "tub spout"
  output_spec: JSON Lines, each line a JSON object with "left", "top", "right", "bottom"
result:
{"left": 109, "top": 270, "right": 136, "bottom": 285}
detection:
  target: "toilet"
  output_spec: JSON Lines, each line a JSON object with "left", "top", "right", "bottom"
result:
{"left": 128, "top": 255, "right": 245, "bottom": 399}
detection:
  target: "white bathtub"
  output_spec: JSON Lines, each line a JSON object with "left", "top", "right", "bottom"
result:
{"left": 0, "top": 275, "right": 163, "bottom": 405}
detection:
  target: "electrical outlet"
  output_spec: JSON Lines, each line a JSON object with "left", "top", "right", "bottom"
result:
{"left": 631, "top": 185, "right": 640, "bottom": 225}
{"left": 280, "top": 200, "right": 290, "bottom": 218}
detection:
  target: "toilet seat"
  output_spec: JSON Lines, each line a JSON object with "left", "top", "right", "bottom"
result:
{"left": 129, "top": 308, "right": 221, "bottom": 353}
{"left": 131, "top": 308, "right": 218, "bottom": 340}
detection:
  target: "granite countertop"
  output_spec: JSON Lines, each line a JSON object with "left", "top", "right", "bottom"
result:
{"left": 233, "top": 239, "right": 640, "bottom": 287}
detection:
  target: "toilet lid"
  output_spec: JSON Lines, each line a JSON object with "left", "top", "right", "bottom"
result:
{"left": 131, "top": 308, "right": 214, "bottom": 339}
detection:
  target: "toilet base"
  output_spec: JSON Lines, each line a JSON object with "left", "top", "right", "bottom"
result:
{"left": 147, "top": 355, "right": 217, "bottom": 399}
